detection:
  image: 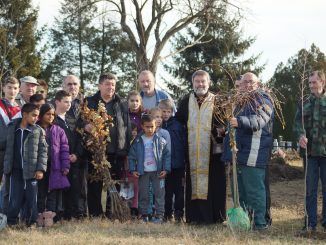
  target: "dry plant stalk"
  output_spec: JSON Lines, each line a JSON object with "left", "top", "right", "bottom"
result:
{"left": 78, "top": 101, "right": 130, "bottom": 221}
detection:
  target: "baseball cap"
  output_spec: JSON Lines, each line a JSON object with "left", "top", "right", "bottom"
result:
{"left": 20, "top": 76, "right": 39, "bottom": 85}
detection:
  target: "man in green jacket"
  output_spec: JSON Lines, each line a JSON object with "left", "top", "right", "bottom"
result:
{"left": 294, "top": 70, "right": 326, "bottom": 232}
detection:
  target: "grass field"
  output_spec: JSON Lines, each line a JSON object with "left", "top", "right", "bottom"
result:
{"left": 1, "top": 163, "right": 325, "bottom": 244}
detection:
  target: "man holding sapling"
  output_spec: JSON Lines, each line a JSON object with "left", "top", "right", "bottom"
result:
{"left": 294, "top": 70, "right": 326, "bottom": 233}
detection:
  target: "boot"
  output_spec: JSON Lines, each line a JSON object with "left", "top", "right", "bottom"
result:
{"left": 43, "top": 211, "right": 56, "bottom": 227}
{"left": 36, "top": 213, "right": 44, "bottom": 227}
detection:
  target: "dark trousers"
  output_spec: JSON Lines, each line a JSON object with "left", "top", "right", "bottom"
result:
{"left": 165, "top": 168, "right": 184, "bottom": 218}
{"left": 265, "top": 165, "right": 272, "bottom": 225}
{"left": 0, "top": 174, "right": 9, "bottom": 214}
{"left": 7, "top": 171, "right": 38, "bottom": 225}
{"left": 0, "top": 150, "right": 5, "bottom": 183}
{"left": 37, "top": 171, "right": 62, "bottom": 213}
{"left": 87, "top": 178, "right": 103, "bottom": 217}
{"left": 78, "top": 162, "right": 88, "bottom": 217}
{"left": 63, "top": 166, "right": 82, "bottom": 219}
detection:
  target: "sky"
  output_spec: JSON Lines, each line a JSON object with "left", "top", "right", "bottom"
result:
{"left": 33, "top": 0, "right": 326, "bottom": 83}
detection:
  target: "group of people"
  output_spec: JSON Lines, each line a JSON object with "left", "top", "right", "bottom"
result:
{"left": 0, "top": 68, "right": 324, "bottom": 233}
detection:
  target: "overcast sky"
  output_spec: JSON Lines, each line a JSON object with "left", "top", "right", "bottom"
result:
{"left": 33, "top": 0, "right": 325, "bottom": 82}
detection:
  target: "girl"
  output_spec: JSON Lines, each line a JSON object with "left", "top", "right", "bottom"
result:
{"left": 126, "top": 91, "right": 143, "bottom": 217}
{"left": 128, "top": 90, "right": 143, "bottom": 131}
{"left": 37, "top": 103, "right": 70, "bottom": 227}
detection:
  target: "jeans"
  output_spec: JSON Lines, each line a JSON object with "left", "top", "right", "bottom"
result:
{"left": 7, "top": 171, "right": 38, "bottom": 225}
{"left": 305, "top": 156, "right": 326, "bottom": 228}
{"left": 138, "top": 172, "right": 165, "bottom": 216}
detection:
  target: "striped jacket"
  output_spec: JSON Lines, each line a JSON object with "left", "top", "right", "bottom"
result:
{"left": 222, "top": 90, "right": 274, "bottom": 168}
{"left": 0, "top": 99, "right": 21, "bottom": 151}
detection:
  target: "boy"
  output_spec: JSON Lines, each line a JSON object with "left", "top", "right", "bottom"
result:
{"left": 148, "top": 107, "right": 171, "bottom": 217}
{"left": 30, "top": 94, "right": 46, "bottom": 108}
{"left": 54, "top": 90, "right": 82, "bottom": 220}
{"left": 0, "top": 77, "right": 21, "bottom": 183}
{"left": 159, "top": 99, "right": 186, "bottom": 222}
{"left": 4, "top": 103, "right": 47, "bottom": 226}
{"left": 0, "top": 77, "right": 21, "bottom": 214}
{"left": 129, "top": 114, "right": 171, "bottom": 223}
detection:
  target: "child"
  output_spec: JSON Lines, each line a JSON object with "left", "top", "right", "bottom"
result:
{"left": 37, "top": 104, "right": 70, "bottom": 227}
{"left": 159, "top": 99, "right": 186, "bottom": 222}
{"left": 128, "top": 91, "right": 143, "bottom": 131}
{"left": 149, "top": 107, "right": 171, "bottom": 149}
{"left": 148, "top": 107, "right": 171, "bottom": 217}
{"left": 126, "top": 91, "right": 143, "bottom": 217}
{"left": 0, "top": 77, "right": 21, "bottom": 214}
{"left": 128, "top": 114, "right": 171, "bottom": 223}
{"left": 54, "top": 90, "right": 82, "bottom": 220}
{"left": 4, "top": 103, "right": 47, "bottom": 226}
{"left": 30, "top": 94, "right": 46, "bottom": 109}
{"left": 0, "top": 77, "right": 21, "bottom": 182}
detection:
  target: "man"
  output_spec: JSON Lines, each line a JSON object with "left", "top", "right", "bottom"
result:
{"left": 84, "top": 73, "right": 131, "bottom": 217}
{"left": 294, "top": 70, "right": 325, "bottom": 232}
{"left": 62, "top": 75, "right": 87, "bottom": 218}
{"left": 176, "top": 70, "right": 226, "bottom": 224}
{"left": 16, "top": 76, "right": 39, "bottom": 107}
{"left": 138, "top": 70, "right": 175, "bottom": 112}
{"left": 224, "top": 72, "right": 274, "bottom": 230}
{"left": 234, "top": 74, "right": 272, "bottom": 226}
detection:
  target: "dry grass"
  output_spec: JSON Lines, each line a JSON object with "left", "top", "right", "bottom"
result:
{"left": 1, "top": 167, "right": 326, "bottom": 244}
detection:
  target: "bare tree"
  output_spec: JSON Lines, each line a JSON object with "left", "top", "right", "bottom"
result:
{"left": 98, "top": 0, "right": 222, "bottom": 74}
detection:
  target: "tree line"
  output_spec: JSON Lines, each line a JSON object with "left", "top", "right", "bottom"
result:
{"left": 0, "top": 0, "right": 325, "bottom": 141}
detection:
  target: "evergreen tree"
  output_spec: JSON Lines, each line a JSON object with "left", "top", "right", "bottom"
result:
{"left": 41, "top": 0, "right": 136, "bottom": 95}
{"left": 165, "top": 4, "right": 263, "bottom": 97}
{"left": 0, "top": 0, "right": 40, "bottom": 87}
{"left": 269, "top": 44, "right": 326, "bottom": 142}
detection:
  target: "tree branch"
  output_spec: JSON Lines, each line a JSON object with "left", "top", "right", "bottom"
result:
{"left": 159, "top": 21, "right": 211, "bottom": 61}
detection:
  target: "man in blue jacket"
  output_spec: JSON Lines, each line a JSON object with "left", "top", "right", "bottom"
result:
{"left": 225, "top": 72, "right": 274, "bottom": 230}
{"left": 138, "top": 70, "right": 176, "bottom": 113}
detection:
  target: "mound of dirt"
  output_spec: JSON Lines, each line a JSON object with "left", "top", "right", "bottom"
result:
{"left": 269, "top": 157, "right": 304, "bottom": 183}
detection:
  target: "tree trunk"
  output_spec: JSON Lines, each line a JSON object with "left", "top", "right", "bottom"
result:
{"left": 78, "top": 0, "right": 84, "bottom": 89}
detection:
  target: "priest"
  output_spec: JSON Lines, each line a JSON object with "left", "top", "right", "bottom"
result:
{"left": 176, "top": 70, "right": 226, "bottom": 224}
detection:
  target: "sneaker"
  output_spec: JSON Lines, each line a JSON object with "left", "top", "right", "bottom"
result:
{"left": 253, "top": 224, "right": 269, "bottom": 231}
{"left": 174, "top": 215, "right": 183, "bottom": 223}
{"left": 164, "top": 215, "right": 172, "bottom": 222}
{"left": 152, "top": 215, "right": 164, "bottom": 224}
{"left": 296, "top": 226, "right": 316, "bottom": 237}
{"left": 141, "top": 215, "right": 149, "bottom": 223}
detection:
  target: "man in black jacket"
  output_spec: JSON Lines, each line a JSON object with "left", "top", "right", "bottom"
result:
{"left": 62, "top": 75, "right": 87, "bottom": 218}
{"left": 83, "top": 73, "right": 131, "bottom": 217}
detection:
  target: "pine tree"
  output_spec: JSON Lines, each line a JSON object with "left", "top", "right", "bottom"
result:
{"left": 0, "top": 0, "right": 40, "bottom": 86}
{"left": 164, "top": 4, "right": 263, "bottom": 98}
{"left": 41, "top": 0, "right": 136, "bottom": 95}
{"left": 269, "top": 44, "right": 326, "bottom": 142}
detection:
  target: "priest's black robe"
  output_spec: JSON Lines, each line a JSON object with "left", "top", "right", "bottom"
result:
{"left": 176, "top": 92, "right": 226, "bottom": 224}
